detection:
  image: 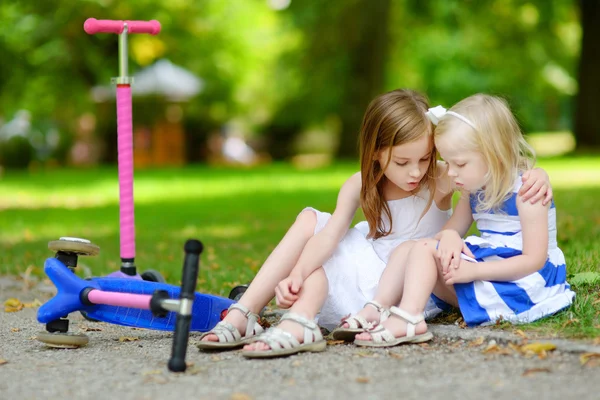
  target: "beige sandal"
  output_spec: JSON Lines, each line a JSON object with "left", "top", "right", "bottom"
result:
{"left": 354, "top": 306, "right": 433, "bottom": 348}
{"left": 242, "top": 313, "right": 326, "bottom": 359}
{"left": 331, "top": 300, "right": 390, "bottom": 342}
{"left": 196, "top": 303, "right": 264, "bottom": 350}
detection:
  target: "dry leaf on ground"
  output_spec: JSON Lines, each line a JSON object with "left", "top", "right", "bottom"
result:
{"left": 514, "top": 329, "right": 528, "bottom": 339}
{"left": 291, "top": 360, "right": 302, "bottom": 367}
{"left": 468, "top": 337, "right": 485, "bottom": 347}
{"left": 10, "top": 328, "right": 20, "bottom": 332}
{"left": 355, "top": 377, "right": 370, "bottom": 384}
{"left": 580, "top": 353, "right": 600, "bottom": 367}
{"left": 0, "top": 359, "right": 8, "bottom": 366}
{"left": 389, "top": 352, "right": 403, "bottom": 359}
{"left": 522, "top": 367, "right": 551, "bottom": 377}
{"left": 80, "top": 326, "right": 103, "bottom": 332}
{"left": 23, "top": 299, "right": 42, "bottom": 308}
{"left": 520, "top": 342, "right": 557, "bottom": 356}
{"left": 142, "top": 369, "right": 163, "bottom": 376}
{"left": 118, "top": 336, "right": 139, "bottom": 342}
{"left": 4, "top": 298, "right": 24, "bottom": 313}
{"left": 327, "top": 340, "right": 345, "bottom": 346}
{"left": 231, "top": 393, "right": 253, "bottom": 400}
{"left": 482, "top": 343, "right": 512, "bottom": 355}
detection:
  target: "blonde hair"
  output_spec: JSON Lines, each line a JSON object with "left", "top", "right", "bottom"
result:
{"left": 435, "top": 94, "right": 535, "bottom": 212}
{"left": 359, "top": 89, "right": 436, "bottom": 239}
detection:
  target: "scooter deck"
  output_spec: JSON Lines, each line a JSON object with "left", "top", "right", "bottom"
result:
{"left": 38, "top": 258, "right": 234, "bottom": 332}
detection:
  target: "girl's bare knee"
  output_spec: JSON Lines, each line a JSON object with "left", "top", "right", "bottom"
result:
{"left": 295, "top": 209, "right": 317, "bottom": 235}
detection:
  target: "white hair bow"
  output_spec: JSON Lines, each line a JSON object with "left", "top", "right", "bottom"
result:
{"left": 425, "top": 105, "right": 478, "bottom": 130}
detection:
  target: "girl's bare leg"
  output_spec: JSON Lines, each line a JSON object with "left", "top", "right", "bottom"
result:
{"left": 340, "top": 240, "right": 416, "bottom": 327}
{"left": 244, "top": 267, "right": 329, "bottom": 351}
{"left": 356, "top": 239, "right": 456, "bottom": 340}
{"left": 202, "top": 209, "right": 317, "bottom": 342}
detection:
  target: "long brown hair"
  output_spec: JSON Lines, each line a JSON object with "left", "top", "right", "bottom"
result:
{"left": 359, "top": 89, "right": 436, "bottom": 239}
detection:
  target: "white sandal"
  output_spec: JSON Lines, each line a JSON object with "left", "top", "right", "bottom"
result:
{"left": 331, "top": 300, "right": 390, "bottom": 341}
{"left": 242, "top": 313, "right": 326, "bottom": 359}
{"left": 196, "top": 303, "right": 264, "bottom": 350}
{"left": 354, "top": 306, "right": 433, "bottom": 348}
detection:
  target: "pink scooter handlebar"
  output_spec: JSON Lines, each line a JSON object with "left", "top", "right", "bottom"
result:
{"left": 84, "top": 18, "right": 161, "bottom": 35}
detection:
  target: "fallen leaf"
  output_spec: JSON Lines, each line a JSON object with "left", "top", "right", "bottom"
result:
{"left": 10, "top": 328, "right": 20, "bottom": 333}
{"left": 326, "top": 340, "right": 345, "bottom": 346}
{"left": 514, "top": 329, "right": 528, "bottom": 339}
{"left": 118, "top": 336, "right": 140, "bottom": 342}
{"left": 389, "top": 352, "right": 403, "bottom": 359}
{"left": 23, "top": 299, "right": 42, "bottom": 308}
{"left": 520, "top": 342, "right": 557, "bottom": 355}
{"left": 142, "top": 376, "right": 168, "bottom": 384}
{"left": 561, "top": 318, "right": 580, "bottom": 329}
{"left": 80, "top": 326, "right": 102, "bottom": 332}
{"left": 291, "top": 360, "right": 302, "bottom": 367}
{"left": 211, "top": 355, "right": 222, "bottom": 362}
{"left": 482, "top": 344, "right": 512, "bottom": 355}
{"left": 186, "top": 366, "right": 205, "bottom": 375}
{"left": 355, "top": 350, "right": 379, "bottom": 358}
{"left": 522, "top": 367, "right": 551, "bottom": 377}
{"left": 355, "top": 377, "right": 370, "bottom": 384}
{"left": 580, "top": 353, "right": 600, "bottom": 366}
{"left": 508, "top": 343, "right": 522, "bottom": 353}
{"left": 418, "top": 343, "right": 429, "bottom": 348}
{"left": 0, "top": 359, "right": 7, "bottom": 366}
{"left": 142, "top": 369, "right": 163, "bottom": 375}
{"left": 468, "top": 337, "right": 485, "bottom": 347}
{"left": 4, "top": 298, "right": 24, "bottom": 313}
{"left": 592, "top": 337, "right": 600, "bottom": 346}
{"left": 231, "top": 393, "right": 253, "bottom": 400}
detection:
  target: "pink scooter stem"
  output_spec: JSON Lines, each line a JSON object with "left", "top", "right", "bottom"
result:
{"left": 84, "top": 18, "right": 161, "bottom": 35}
{"left": 83, "top": 17, "right": 161, "bottom": 273}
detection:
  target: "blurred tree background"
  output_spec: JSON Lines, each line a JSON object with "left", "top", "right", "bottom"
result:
{"left": 0, "top": 0, "right": 597, "bottom": 169}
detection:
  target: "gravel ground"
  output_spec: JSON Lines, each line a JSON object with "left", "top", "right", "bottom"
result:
{"left": 1, "top": 277, "right": 599, "bottom": 400}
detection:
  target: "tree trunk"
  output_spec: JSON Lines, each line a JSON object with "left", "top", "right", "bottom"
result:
{"left": 574, "top": 0, "right": 600, "bottom": 149}
{"left": 336, "top": 0, "right": 392, "bottom": 159}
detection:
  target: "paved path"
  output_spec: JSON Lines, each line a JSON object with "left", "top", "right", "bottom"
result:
{"left": 1, "top": 277, "right": 599, "bottom": 400}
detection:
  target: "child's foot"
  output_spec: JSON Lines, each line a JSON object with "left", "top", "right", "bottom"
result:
{"left": 354, "top": 306, "right": 432, "bottom": 348}
{"left": 331, "top": 300, "right": 389, "bottom": 341}
{"left": 242, "top": 312, "right": 326, "bottom": 358}
{"left": 243, "top": 319, "right": 305, "bottom": 351}
{"left": 197, "top": 303, "right": 264, "bottom": 350}
{"left": 340, "top": 303, "right": 384, "bottom": 329}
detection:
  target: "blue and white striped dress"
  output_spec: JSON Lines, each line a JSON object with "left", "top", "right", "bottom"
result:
{"left": 454, "top": 177, "right": 575, "bottom": 326}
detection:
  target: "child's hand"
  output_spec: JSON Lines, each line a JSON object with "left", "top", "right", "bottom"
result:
{"left": 520, "top": 168, "right": 552, "bottom": 206}
{"left": 444, "top": 258, "right": 478, "bottom": 285}
{"left": 437, "top": 230, "right": 472, "bottom": 273}
{"left": 275, "top": 274, "right": 303, "bottom": 309}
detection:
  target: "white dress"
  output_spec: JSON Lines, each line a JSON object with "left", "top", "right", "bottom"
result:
{"left": 305, "top": 188, "right": 451, "bottom": 331}
{"left": 453, "top": 177, "right": 575, "bottom": 326}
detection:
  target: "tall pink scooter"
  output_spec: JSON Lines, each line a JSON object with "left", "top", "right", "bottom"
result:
{"left": 77, "top": 18, "right": 164, "bottom": 282}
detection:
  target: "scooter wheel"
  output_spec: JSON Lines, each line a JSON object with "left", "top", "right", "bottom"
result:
{"left": 141, "top": 269, "right": 166, "bottom": 283}
{"left": 48, "top": 237, "right": 100, "bottom": 257}
{"left": 228, "top": 285, "right": 248, "bottom": 301}
{"left": 36, "top": 331, "right": 89, "bottom": 349}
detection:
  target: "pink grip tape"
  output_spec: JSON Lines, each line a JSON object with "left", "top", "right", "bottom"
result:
{"left": 116, "top": 86, "right": 136, "bottom": 259}
{"left": 84, "top": 18, "right": 161, "bottom": 35}
{"left": 88, "top": 290, "right": 152, "bottom": 309}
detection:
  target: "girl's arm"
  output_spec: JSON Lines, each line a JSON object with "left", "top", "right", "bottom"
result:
{"left": 519, "top": 168, "right": 553, "bottom": 205}
{"left": 435, "top": 190, "right": 474, "bottom": 239}
{"left": 289, "top": 172, "right": 361, "bottom": 281}
{"left": 446, "top": 196, "right": 550, "bottom": 284}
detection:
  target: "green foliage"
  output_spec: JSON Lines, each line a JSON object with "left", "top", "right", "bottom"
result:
{"left": 0, "top": 157, "right": 598, "bottom": 337}
{"left": 0, "top": 0, "right": 583, "bottom": 161}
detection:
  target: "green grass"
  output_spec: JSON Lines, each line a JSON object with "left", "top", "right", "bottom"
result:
{"left": 1, "top": 157, "right": 598, "bottom": 339}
